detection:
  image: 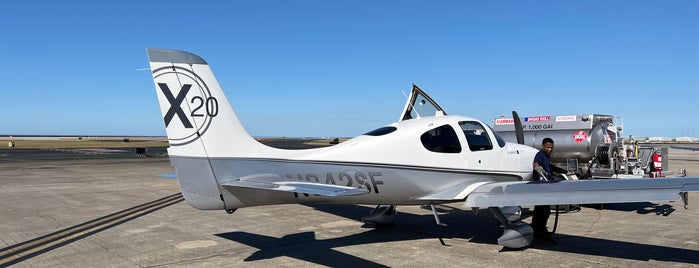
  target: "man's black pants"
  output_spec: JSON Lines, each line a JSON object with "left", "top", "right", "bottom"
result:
{"left": 532, "top": 205, "right": 551, "bottom": 237}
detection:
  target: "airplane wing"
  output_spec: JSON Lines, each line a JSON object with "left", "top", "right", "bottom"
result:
{"left": 220, "top": 174, "right": 370, "bottom": 197}
{"left": 464, "top": 177, "right": 699, "bottom": 208}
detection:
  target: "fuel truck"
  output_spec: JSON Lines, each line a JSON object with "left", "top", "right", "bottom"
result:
{"left": 493, "top": 114, "right": 662, "bottom": 179}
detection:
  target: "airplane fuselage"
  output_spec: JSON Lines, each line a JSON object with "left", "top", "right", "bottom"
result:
{"left": 168, "top": 114, "right": 536, "bottom": 210}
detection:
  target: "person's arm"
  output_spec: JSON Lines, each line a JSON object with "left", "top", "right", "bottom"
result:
{"left": 533, "top": 162, "right": 547, "bottom": 178}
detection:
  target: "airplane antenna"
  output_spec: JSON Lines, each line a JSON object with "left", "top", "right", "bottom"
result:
{"left": 401, "top": 89, "right": 411, "bottom": 102}
{"left": 401, "top": 89, "right": 420, "bottom": 119}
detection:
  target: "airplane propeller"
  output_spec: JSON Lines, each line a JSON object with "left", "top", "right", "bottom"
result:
{"left": 512, "top": 111, "right": 525, "bottom": 145}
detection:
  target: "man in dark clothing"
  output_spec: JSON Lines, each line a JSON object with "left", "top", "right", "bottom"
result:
{"left": 532, "top": 137, "right": 568, "bottom": 244}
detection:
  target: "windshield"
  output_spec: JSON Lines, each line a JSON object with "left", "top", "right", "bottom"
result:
{"left": 487, "top": 125, "right": 507, "bottom": 148}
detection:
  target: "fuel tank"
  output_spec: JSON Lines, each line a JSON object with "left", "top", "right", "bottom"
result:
{"left": 493, "top": 114, "right": 620, "bottom": 166}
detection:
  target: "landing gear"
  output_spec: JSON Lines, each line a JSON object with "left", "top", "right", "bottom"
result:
{"left": 489, "top": 206, "right": 533, "bottom": 249}
{"left": 361, "top": 205, "right": 396, "bottom": 226}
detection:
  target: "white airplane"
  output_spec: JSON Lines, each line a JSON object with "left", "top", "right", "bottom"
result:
{"left": 147, "top": 48, "right": 699, "bottom": 249}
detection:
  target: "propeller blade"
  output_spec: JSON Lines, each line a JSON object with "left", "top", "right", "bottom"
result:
{"left": 512, "top": 111, "right": 525, "bottom": 145}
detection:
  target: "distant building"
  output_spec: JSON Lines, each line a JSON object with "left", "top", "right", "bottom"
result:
{"left": 675, "top": 136, "right": 699, "bottom": 142}
{"left": 647, "top": 137, "right": 672, "bottom": 142}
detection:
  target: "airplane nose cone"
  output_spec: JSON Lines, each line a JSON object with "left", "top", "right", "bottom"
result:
{"left": 519, "top": 145, "right": 538, "bottom": 157}
{"left": 519, "top": 145, "right": 538, "bottom": 163}
{"left": 506, "top": 143, "right": 537, "bottom": 179}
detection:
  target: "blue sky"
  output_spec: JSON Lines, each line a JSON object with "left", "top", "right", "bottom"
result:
{"left": 2, "top": 1, "right": 697, "bottom": 138}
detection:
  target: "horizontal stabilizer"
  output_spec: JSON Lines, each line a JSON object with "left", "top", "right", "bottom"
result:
{"left": 465, "top": 177, "right": 699, "bottom": 207}
{"left": 221, "top": 174, "right": 370, "bottom": 197}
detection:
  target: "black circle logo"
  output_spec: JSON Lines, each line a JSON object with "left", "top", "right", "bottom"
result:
{"left": 153, "top": 66, "right": 218, "bottom": 146}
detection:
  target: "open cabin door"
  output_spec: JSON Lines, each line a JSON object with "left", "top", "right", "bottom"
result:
{"left": 399, "top": 84, "right": 447, "bottom": 121}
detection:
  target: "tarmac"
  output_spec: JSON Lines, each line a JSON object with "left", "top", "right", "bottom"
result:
{"left": 1, "top": 144, "right": 699, "bottom": 267}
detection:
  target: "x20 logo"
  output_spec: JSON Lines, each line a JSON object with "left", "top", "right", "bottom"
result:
{"left": 153, "top": 66, "right": 218, "bottom": 146}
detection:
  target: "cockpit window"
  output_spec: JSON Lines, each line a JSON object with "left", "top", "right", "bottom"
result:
{"left": 364, "top": 126, "right": 397, "bottom": 136}
{"left": 488, "top": 125, "right": 506, "bottom": 148}
{"left": 420, "top": 124, "right": 462, "bottom": 153}
{"left": 459, "top": 121, "right": 493, "bottom": 151}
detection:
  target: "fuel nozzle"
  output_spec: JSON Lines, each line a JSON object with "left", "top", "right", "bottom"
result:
{"left": 534, "top": 166, "right": 549, "bottom": 181}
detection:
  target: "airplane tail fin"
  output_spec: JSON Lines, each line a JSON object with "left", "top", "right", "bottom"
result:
{"left": 147, "top": 48, "right": 265, "bottom": 158}
{"left": 147, "top": 48, "right": 266, "bottom": 210}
